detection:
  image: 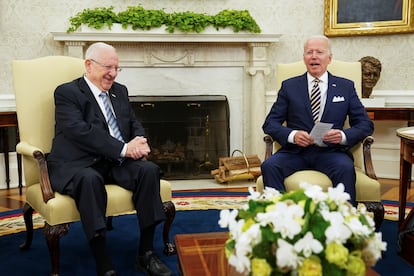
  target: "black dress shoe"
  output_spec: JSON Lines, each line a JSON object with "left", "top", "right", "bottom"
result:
{"left": 136, "top": 250, "right": 172, "bottom": 276}
{"left": 103, "top": 270, "right": 117, "bottom": 276}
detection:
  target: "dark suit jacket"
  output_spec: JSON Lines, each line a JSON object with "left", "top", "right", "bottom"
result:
{"left": 47, "top": 77, "right": 145, "bottom": 193}
{"left": 262, "top": 72, "right": 374, "bottom": 153}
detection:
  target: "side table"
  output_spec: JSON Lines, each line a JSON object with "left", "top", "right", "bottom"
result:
{"left": 175, "top": 232, "right": 231, "bottom": 275}
{"left": 366, "top": 107, "right": 414, "bottom": 126}
{"left": 175, "top": 232, "right": 379, "bottom": 275}
{"left": 0, "top": 111, "right": 22, "bottom": 194}
{"left": 396, "top": 127, "right": 414, "bottom": 227}
{"left": 396, "top": 127, "right": 414, "bottom": 265}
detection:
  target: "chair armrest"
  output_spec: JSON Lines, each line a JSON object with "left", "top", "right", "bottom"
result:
{"left": 16, "top": 141, "right": 43, "bottom": 156}
{"left": 16, "top": 141, "right": 55, "bottom": 203}
{"left": 362, "top": 136, "right": 378, "bottom": 180}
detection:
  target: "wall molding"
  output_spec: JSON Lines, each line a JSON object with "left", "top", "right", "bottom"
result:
{"left": 0, "top": 94, "right": 16, "bottom": 111}
{"left": 372, "top": 90, "right": 414, "bottom": 107}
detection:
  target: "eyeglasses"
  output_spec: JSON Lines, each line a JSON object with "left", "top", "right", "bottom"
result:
{"left": 304, "top": 50, "right": 328, "bottom": 57}
{"left": 90, "top": 59, "right": 122, "bottom": 72}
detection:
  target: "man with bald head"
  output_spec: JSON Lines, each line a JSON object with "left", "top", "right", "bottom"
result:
{"left": 47, "top": 42, "right": 172, "bottom": 276}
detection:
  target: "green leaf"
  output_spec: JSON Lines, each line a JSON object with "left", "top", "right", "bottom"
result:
{"left": 321, "top": 259, "right": 346, "bottom": 276}
{"left": 66, "top": 6, "right": 261, "bottom": 34}
{"left": 308, "top": 212, "right": 330, "bottom": 241}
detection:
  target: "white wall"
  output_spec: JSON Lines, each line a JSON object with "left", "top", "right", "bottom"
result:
{"left": 1, "top": 0, "right": 414, "bottom": 95}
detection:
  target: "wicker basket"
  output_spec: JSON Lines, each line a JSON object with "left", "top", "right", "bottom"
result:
{"left": 211, "top": 150, "right": 262, "bottom": 183}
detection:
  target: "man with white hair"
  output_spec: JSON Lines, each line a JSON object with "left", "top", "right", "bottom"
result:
{"left": 261, "top": 35, "right": 373, "bottom": 206}
{"left": 47, "top": 42, "right": 172, "bottom": 276}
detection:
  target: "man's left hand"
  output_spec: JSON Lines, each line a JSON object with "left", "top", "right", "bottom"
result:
{"left": 322, "top": 129, "right": 343, "bottom": 144}
{"left": 126, "top": 136, "right": 151, "bottom": 159}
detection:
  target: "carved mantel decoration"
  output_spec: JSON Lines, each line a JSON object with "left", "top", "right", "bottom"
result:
{"left": 52, "top": 31, "right": 281, "bottom": 156}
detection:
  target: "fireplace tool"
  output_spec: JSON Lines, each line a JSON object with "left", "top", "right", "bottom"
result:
{"left": 198, "top": 115, "right": 215, "bottom": 172}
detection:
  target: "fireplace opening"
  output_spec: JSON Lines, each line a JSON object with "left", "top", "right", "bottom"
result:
{"left": 129, "top": 95, "right": 230, "bottom": 180}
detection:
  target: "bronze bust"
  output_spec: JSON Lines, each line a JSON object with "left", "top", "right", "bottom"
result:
{"left": 359, "top": 56, "right": 382, "bottom": 98}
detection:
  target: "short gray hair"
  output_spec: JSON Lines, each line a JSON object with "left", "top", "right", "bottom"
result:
{"left": 304, "top": 35, "right": 332, "bottom": 54}
{"left": 85, "top": 42, "right": 116, "bottom": 60}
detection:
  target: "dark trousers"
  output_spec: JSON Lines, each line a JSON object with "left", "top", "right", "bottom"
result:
{"left": 63, "top": 158, "right": 165, "bottom": 240}
{"left": 261, "top": 146, "right": 356, "bottom": 205}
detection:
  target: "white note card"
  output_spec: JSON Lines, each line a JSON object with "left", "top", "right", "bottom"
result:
{"left": 310, "top": 122, "right": 333, "bottom": 147}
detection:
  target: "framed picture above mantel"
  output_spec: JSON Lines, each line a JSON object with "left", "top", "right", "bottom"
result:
{"left": 324, "top": 0, "right": 414, "bottom": 37}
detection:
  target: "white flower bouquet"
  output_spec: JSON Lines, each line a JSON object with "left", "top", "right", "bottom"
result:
{"left": 219, "top": 183, "right": 387, "bottom": 276}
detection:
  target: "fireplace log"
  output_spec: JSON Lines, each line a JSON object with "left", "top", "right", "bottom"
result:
{"left": 211, "top": 154, "right": 262, "bottom": 183}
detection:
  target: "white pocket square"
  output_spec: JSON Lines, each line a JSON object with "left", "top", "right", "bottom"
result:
{"left": 332, "top": 96, "right": 345, "bottom": 102}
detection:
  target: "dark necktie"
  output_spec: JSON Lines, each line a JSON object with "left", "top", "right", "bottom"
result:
{"left": 310, "top": 79, "right": 321, "bottom": 123}
{"left": 99, "top": 92, "right": 124, "bottom": 142}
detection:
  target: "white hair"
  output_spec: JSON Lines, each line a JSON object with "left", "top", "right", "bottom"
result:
{"left": 85, "top": 42, "right": 116, "bottom": 60}
{"left": 304, "top": 35, "right": 332, "bottom": 54}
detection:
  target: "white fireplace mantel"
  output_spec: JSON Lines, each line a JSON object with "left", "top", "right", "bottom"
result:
{"left": 52, "top": 31, "right": 281, "bottom": 156}
{"left": 52, "top": 31, "right": 281, "bottom": 43}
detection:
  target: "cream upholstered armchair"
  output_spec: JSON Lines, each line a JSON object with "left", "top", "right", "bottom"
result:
{"left": 256, "top": 60, "right": 384, "bottom": 230}
{"left": 12, "top": 56, "right": 176, "bottom": 275}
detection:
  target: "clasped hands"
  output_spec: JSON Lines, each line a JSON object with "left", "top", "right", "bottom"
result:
{"left": 294, "top": 129, "right": 342, "bottom": 147}
{"left": 126, "top": 136, "right": 151, "bottom": 159}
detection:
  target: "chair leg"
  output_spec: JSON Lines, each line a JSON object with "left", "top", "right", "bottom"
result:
{"left": 361, "top": 201, "right": 385, "bottom": 231}
{"left": 44, "top": 222, "right": 69, "bottom": 276}
{"left": 162, "top": 201, "right": 177, "bottom": 255}
{"left": 19, "top": 203, "right": 34, "bottom": 250}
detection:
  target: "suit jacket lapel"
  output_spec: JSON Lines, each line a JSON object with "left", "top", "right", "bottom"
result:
{"left": 78, "top": 78, "right": 107, "bottom": 124}
{"left": 298, "top": 74, "right": 314, "bottom": 120}
{"left": 322, "top": 73, "right": 335, "bottom": 121}
{"left": 108, "top": 88, "right": 127, "bottom": 136}
{"left": 108, "top": 89, "right": 122, "bottom": 116}
{"left": 79, "top": 78, "right": 126, "bottom": 138}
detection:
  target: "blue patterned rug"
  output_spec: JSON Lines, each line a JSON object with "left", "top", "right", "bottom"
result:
{"left": 0, "top": 191, "right": 249, "bottom": 237}
{"left": 1, "top": 194, "right": 414, "bottom": 275}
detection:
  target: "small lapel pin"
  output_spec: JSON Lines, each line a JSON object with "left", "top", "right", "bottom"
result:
{"left": 111, "top": 94, "right": 116, "bottom": 98}
{"left": 332, "top": 84, "right": 337, "bottom": 87}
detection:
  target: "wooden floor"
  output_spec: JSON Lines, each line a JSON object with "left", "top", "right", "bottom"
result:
{"left": 1, "top": 178, "right": 414, "bottom": 212}
{"left": 0, "top": 187, "right": 26, "bottom": 212}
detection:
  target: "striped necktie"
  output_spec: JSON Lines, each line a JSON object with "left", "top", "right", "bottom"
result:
{"left": 310, "top": 79, "right": 321, "bottom": 123}
{"left": 99, "top": 92, "right": 124, "bottom": 142}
